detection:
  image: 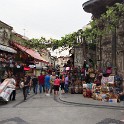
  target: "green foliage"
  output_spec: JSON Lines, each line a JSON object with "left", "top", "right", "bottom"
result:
{"left": 21, "top": 3, "right": 124, "bottom": 52}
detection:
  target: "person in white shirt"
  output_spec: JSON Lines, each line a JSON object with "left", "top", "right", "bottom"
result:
{"left": 9, "top": 76, "right": 16, "bottom": 101}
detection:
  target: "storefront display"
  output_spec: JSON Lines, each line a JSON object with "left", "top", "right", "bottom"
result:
{"left": 82, "top": 75, "right": 122, "bottom": 103}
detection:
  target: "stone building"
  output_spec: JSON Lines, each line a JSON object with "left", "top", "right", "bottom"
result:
{"left": 74, "top": 46, "right": 85, "bottom": 67}
{"left": 83, "top": 0, "right": 124, "bottom": 77}
{"left": 0, "top": 21, "right": 17, "bottom": 82}
{"left": 57, "top": 56, "right": 71, "bottom": 72}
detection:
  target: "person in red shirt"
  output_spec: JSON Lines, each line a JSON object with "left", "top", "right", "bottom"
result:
{"left": 38, "top": 72, "right": 45, "bottom": 93}
{"left": 54, "top": 75, "right": 60, "bottom": 95}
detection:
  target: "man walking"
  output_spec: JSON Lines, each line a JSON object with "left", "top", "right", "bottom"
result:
{"left": 38, "top": 72, "right": 45, "bottom": 93}
{"left": 32, "top": 75, "right": 38, "bottom": 94}
{"left": 64, "top": 74, "right": 69, "bottom": 93}
{"left": 45, "top": 73, "right": 51, "bottom": 96}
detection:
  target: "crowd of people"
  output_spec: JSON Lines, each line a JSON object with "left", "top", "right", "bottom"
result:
{"left": 18, "top": 71, "right": 70, "bottom": 101}
{"left": 1, "top": 59, "right": 124, "bottom": 103}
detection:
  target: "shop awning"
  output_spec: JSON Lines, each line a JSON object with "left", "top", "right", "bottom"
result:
{"left": 12, "top": 42, "right": 49, "bottom": 64}
{"left": 0, "top": 44, "right": 17, "bottom": 53}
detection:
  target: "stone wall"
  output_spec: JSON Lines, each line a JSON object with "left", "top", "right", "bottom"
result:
{"left": 0, "top": 21, "right": 12, "bottom": 46}
{"left": 96, "top": 20, "right": 124, "bottom": 77}
{"left": 74, "top": 46, "right": 85, "bottom": 67}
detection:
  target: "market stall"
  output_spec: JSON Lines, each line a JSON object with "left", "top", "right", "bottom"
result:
{"left": 82, "top": 74, "right": 123, "bottom": 103}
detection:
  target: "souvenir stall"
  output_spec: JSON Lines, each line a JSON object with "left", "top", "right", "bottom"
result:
{"left": 69, "top": 67, "right": 83, "bottom": 94}
{"left": 70, "top": 79, "right": 83, "bottom": 94}
{"left": 0, "top": 50, "right": 16, "bottom": 83}
{"left": 82, "top": 74, "right": 123, "bottom": 103}
{"left": 92, "top": 75, "right": 120, "bottom": 102}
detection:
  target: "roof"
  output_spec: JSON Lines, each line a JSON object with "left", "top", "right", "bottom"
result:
{"left": 82, "top": 0, "right": 123, "bottom": 17}
{"left": 12, "top": 42, "right": 49, "bottom": 64}
{"left": 0, "top": 20, "right": 13, "bottom": 30}
{"left": 0, "top": 44, "right": 17, "bottom": 53}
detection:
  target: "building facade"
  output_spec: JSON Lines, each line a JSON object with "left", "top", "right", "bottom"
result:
{"left": 0, "top": 21, "right": 17, "bottom": 82}
{"left": 57, "top": 56, "right": 71, "bottom": 72}
{"left": 83, "top": 0, "right": 124, "bottom": 77}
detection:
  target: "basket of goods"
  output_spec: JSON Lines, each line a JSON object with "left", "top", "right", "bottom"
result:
{"left": 86, "top": 88, "right": 92, "bottom": 98}
{"left": 101, "top": 86, "right": 109, "bottom": 93}
{"left": 105, "top": 93, "right": 110, "bottom": 102}
{"left": 74, "top": 80, "right": 79, "bottom": 86}
{"left": 75, "top": 85, "right": 79, "bottom": 94}
{"left": 70, "top": 86, "right": 75, "bottom": 94}
{"left": 78, "top": 86, "right": 83, "bottom": 94}
{"left": 95, "top": 86, "right": 101, "bottom": 93}
{"left": 88, "top": 68, "right": 94, "bottom": 73}
{"left": 96, "top": 94, "right": 102, "bottom": 101}
{"left": 92, "top": 93, "right": 98, "bottom": 100}
{"left": 79, "top": 81, "right": 82, "bottom": 86}
{"left": 83, "top": 88, "right": 87, "bottom": 97}
{"left": 92, "top": 84, "right": 96, "bottom": 93}
{"left": 94, "top": 79, "right": 101, "bottom": 86}
{"left": 90, "top": 73, "right": 95, "bottom": 78}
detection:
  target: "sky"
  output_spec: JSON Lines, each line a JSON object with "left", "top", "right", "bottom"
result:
{"left": 0, "top": 0, "right": 91, "bottom": 56}
{"left": 0, "top": 0, "right": 91, "bottom": 39}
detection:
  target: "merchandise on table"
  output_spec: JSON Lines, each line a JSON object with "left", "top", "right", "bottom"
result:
{"left": 82, "top": 74, "right": 122, "bottom": 103}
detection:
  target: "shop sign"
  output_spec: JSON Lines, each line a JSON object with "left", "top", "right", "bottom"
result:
{"left": 24, "top": 67, "right": 30, "bottom": 71}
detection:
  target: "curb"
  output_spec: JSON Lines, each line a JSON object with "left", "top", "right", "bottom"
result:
{"left": 59, "top": 96, "right": 124, "bottom": 110}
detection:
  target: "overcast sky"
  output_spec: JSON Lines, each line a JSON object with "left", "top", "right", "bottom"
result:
{"left": 0, "top": 0, "right": 91, "bottom": 40}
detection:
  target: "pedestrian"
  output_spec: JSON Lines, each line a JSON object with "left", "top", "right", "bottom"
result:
{"left": 50, "top": 72, "right": 56, "bottom": 94}
{"left": 26, "top": 74, "right": 31, "bottom": 95}
{"left": 60, "top": 74, "right": 65, "bottom": 94}
{"left": 9, "top": 75, "right": 16, "bottom": 101}
{"left": 54, "top": 75, "right": 60, "bottom": 95}
{"left": 21, "top": 76, "right": 30, "bottom": 101}
{"left": 38, "top": 72, "right": 45, "bottom": 93}
{"left": 32, "top": 75, "right": 38, "bottom": 94}
{"left": 64, "top": 74, "right": 69, "bottom": 93}
{"left": 44, "top": 73, "right": 51, "bottom": 96}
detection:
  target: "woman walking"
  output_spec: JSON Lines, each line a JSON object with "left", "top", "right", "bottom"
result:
{"left": 60, "top": 74, "right": 65, "bottom": 94}
{"left": 54, "top": 75, "right": 60, "bottom": 95}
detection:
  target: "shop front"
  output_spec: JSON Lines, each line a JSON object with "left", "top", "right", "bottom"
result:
{"left": 11, "top": 41, "right": 49, "bottom": 78}
{"left": 0, "top": 45, "right": 17, "bottom": 83}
